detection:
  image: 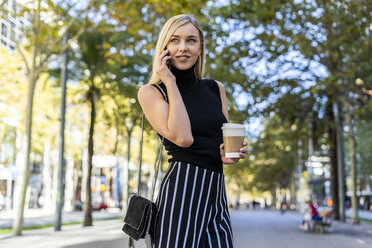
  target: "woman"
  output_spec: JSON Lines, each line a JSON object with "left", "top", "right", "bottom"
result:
{"left": 138, "top": 14, "right": 247, "bottom": 248}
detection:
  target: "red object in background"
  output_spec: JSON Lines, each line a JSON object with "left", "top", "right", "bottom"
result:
{"left": 92, "top": 202, "right": 108, "bottom": 211}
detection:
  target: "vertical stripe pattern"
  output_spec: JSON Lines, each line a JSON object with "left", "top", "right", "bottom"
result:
{"left": 152, "top": 161, "right": 233, "bottom": 248}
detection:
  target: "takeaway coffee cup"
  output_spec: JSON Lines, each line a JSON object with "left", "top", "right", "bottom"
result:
{"left": 221, "top": 123, "right": 245, "bottom": 158}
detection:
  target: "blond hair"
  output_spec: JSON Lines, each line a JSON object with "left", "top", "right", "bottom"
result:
{"left": 148, "top": 14, "right": 205, "bottom": 84}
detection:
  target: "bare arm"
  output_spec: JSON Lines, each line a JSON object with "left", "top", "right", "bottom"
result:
{"left": 215, "top": 80, "right": 230, "bottom": 122}
{"left": 138, "top": 49, "right": 193, "bottom": 148}
{"left": 215, "top": 80, "right": 247, "bottom": 164}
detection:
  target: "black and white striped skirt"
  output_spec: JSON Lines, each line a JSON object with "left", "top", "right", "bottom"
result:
{"left": 153, "top": 161, "right": 234, "bottom": 248}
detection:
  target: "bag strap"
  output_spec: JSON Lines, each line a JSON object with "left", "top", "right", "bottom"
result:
{"left": 137, "top": 114, "right": 163, "bottom": 200}
{"left": 137, "top": 113, "right": 145, "bottom": 196}
{"left": 130, "top": 85, "right": 166, "bottom": 248}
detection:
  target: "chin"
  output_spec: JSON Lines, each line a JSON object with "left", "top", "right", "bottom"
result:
{"left": 174, "top": 63, "right": 194, "bottom": 70}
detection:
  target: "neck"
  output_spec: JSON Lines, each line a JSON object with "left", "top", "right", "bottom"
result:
{"left": 170, "top": 64, "right": 197, "bottom": 86}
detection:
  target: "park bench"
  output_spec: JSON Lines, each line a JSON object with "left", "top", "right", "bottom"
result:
{"left": 308, "top": 210, "right": 332, "bottom": 234}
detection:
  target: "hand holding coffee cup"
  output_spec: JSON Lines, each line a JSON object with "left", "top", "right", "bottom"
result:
{"left": 221, "top": 123, "right": 246, "bottom": 158}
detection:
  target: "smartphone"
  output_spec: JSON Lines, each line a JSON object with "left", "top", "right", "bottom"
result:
{"left": 164, "top": 47, "right": 171, "bottom": 69}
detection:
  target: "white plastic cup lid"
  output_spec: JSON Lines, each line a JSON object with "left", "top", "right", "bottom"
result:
{"left": 221, "top": 123, "right": 245, "bottom": 129}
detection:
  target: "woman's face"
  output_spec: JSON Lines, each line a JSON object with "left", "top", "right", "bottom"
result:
{"left": 166, "top": 23, "right": 202, "bottom": 70}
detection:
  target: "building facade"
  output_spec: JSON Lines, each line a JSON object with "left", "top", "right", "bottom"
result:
{"left": 0, "top": 0, "right": 30, "bottom": 52}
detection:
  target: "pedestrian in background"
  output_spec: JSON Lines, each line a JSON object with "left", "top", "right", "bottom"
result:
{"left": 306, "top": 200, "right": 322, "bottom": 221}
{"left": 138, "top": 14, "right": 247, "bottom": 247}
{"left": 300, "top": 200, "right": 322, "bottom": 230}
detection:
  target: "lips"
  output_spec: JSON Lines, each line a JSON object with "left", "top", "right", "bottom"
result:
{"left": 175, "top": 55, "right": 191, "bottom": 62}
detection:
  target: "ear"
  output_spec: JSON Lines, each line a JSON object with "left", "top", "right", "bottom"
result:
{"left": 198, "top": 45, "right": 202, "bottom": 56}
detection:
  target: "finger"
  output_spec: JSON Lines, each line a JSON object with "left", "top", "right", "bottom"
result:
{"left": 242, "top": 141, "right": 247, "bottom": 146}
{"left": 161, "top": 48, "right": 169, "bottom": 56}
{"left": 240, "top": 148, "right": 247, "bottom": 154}
{"left": 161, "top": 56, "right": 171, "bottom": 66}
{"left": 163, "top": 55, "right": 171, "bottom": 63}
{"left": 158, "top": 50, "right": 169, "bottom": 63}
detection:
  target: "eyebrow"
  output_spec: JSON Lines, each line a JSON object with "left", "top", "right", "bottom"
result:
{"left": 171, "top": 35, "right": 198, "bottom": 38}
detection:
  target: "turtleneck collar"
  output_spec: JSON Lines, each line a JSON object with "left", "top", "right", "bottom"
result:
{"left": 170, "top": 64, "right": 198, "bottom": 86}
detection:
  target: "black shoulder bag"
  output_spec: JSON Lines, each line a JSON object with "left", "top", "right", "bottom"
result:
{"left": 122, "top": 84, "right": 166, "bottom": 248}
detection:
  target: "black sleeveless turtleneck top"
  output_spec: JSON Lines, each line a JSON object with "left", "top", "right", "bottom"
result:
{"left": 152, "top": 65, "right": 228, "bottom": 173}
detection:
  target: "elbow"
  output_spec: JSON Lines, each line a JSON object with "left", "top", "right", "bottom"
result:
{"left": 175, "top": 136, "right": 194, "bottom": 148}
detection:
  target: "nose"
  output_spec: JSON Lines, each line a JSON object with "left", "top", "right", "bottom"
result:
{"left": 178, "top": 41, "right": 188, "bottom": 52}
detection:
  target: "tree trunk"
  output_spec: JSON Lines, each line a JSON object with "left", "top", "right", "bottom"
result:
{"left": 112, "top": 112, "right": 120, "bottom": 155}
{"left": 296, "top": 139, "right": 305, "bottom": 213}
{"left": 344, "top": 103, "right": 359, "bottom": 224}
{"left": 333, "top": 102, "right": 346, "bottom": 222}
{"left": 327, "top": 101, "right": 340, "bottom": 220}
{"left": 83, "top": 86, "right": 96, "bottom": 227}
{"left": 12, "top": 75, "right": 37, "bottom": 236}
{"left": 271, "top": 186, "right": 277, "bottom": 209}
{"left": 290, "top": 171, "right": 296, "bottom": 207}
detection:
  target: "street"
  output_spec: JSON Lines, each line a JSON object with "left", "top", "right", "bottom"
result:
{"left": 0, "top": 209, "right": 371, "bottom": 248}
{"left": 231, "top": 210, "right": 372, "bottom": 248}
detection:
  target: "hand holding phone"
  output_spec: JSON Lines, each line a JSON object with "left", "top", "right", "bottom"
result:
{"left": 158, "top": 48, "right": 175, "bottom": 86}
{"left": 166, "top": 58, "right": 171, "bottom": 69}
{"left": 164, "top": 48, "right": 171, "bottom": 69}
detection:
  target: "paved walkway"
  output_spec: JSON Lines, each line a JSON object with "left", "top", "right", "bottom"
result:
{"left": 1, "top": 209, "right": 371, "bottom": 248}
{"left": 1, "top": 207, "right": 371, "bottom": 229}
{"left": 345, "top": 208, "right": 372, "bottom": 221}
{"left": 232, "top": 210, "right": 372, "bottom": 248}
{"left": 0, "top": 219, "right": 129, "bottom": 248}
{"left": 0, "top": 208, "right": 123, "bottom": 229}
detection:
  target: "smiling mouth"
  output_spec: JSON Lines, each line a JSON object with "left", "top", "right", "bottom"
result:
{"left": 176, "top": 56, "right": 190, "bottom": 61}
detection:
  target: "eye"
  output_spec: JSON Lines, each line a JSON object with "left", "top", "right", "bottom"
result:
{"left": 170, "top": 38, "right": 178, "bottom": 43}
{"left": 187, "top": 38, "right": 197, "bottom": 42}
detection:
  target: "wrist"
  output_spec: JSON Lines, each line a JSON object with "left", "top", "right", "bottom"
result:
{"left": 163, "top": 78, "right": 176, "bottom": 87}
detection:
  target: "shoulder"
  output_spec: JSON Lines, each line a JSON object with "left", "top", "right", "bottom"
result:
{"left": 138, "top": 84, "right": 164, "bottom": 102}
{"left": 214, "top": 80, "right": 226, "bottom": 92}
{"left": 138, "top": 84, "right": 155, "bottom": 97}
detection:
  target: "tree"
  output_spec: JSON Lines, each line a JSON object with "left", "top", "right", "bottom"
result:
{"left": 5, "top": 0, "right": 99, "bottom": 235}
{"left": 0, "top": 47, "right": 26, "bottom": 205}
{"left": 357, "top": 120, "right": 372, "bottom": 197}
{"left": 77, "top": 28, "right": 108, "bottom": 226}
{"left": 209, "top": 0, "right": 371, "bottom": 222}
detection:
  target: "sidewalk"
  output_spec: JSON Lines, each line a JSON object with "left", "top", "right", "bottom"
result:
{"left": 0, "top": 219, "right": 139, "bottom": 248}
{"left": 1, "top": 207, "right": 370, "bottom": 229}
{"left": 345, "top": 208, "right": 372, "bottom": 222}
{"left": 0, "top": 208, "right": 123, "bottom": 229}
{"left": 0, "top": 209, "right": 371, "bottom": 248}
{"left": 0, "top": 208, "right": 137, "bottom": 248}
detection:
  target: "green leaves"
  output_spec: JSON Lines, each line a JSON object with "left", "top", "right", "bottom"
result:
{"left": 78, "top": 31, "right": 106, "bottom": 77}
{"left": 207, "top": 0, "right": 372, "bottom": 196}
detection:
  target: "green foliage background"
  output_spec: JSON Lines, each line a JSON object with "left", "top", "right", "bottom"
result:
{"left": 0, "top": 0, "right": 371, "bottom": 206}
